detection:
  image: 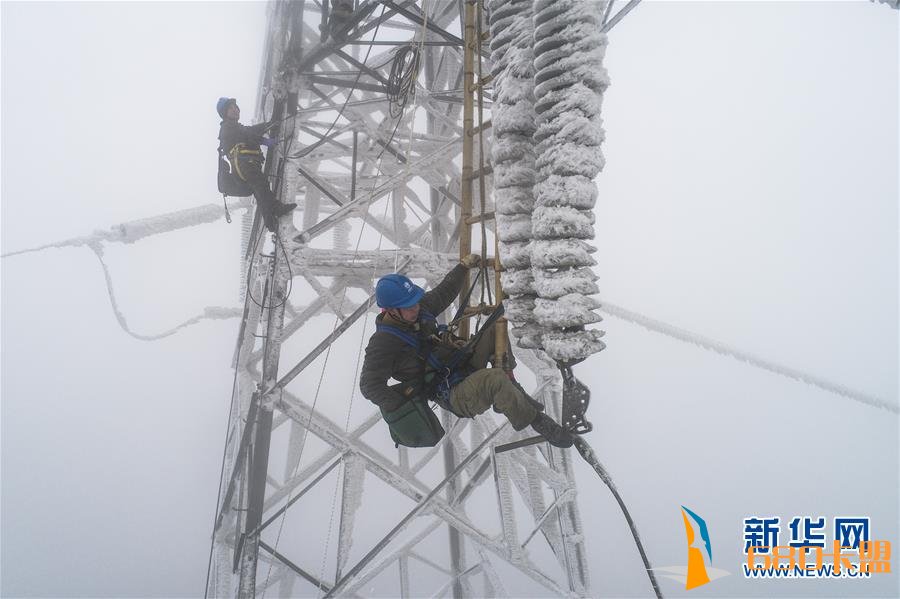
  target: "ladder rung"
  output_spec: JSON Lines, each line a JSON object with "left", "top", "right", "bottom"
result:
{"left": 465, "top": 211, "right": 495, "bottom": 225}
{"left": 464, "top": 163, "right": 493, "bottom": 181}
{"left": 475, "top": 74, "right": 493, "bottom": 88}
{"left": 467, "top": 120, "right": 492, "bottom": 137}
{"left": 461, "top": 302, "right": 500, "bottom": 318}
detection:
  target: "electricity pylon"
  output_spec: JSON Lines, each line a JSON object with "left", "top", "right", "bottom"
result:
{"left": 209, "top": 1, "right": 591, "bottom": 597}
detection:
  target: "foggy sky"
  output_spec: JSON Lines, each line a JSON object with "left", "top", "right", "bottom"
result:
{"left": 2, "top": 1, "right": 897, "bottom": 598}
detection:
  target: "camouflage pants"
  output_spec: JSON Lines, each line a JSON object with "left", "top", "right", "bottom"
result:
{"left": 448, "top": 325, "right": 536, "bottom": 431}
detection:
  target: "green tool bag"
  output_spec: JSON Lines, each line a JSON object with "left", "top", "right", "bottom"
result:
{"left": 380, "top": 381, "right": 445, "bottom": 448}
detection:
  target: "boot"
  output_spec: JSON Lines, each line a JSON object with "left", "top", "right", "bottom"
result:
{"left": 275, "top": 202, "right": 297, "bottom": 217}
{"left": 530, "top": 413, "right": 574, "bottom": 448}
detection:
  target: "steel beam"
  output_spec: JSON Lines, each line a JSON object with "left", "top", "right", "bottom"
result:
{"left": 237, "top": 92, "right": 295, "bottom": 597}
{"left": 378, "top": 0, "right": 465, "bottom": 46}
{"left": 601, "top": 0, "right": 642, "bottom": 33}
{"left": 325, "top": 425, "right": 507, "bottom": 598}
{"left": 259, "top": 541, "right": 333, "bottom": 593}
{"left": 306, "top": 73, "right": 388, "bottom": 94}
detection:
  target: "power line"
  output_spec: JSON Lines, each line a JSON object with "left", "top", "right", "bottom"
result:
{"left": 599, "top": 299, "right": 898, "bottom": 414}
{"left": 88, "top": 243, "right": 241, "bottom": 341}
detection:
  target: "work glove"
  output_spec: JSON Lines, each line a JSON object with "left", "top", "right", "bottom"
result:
{"left": 461, "top": 253, "right": 482, "bottom": 269}
{"left": 261, "top": 137, "right": 278, "bottom": 148}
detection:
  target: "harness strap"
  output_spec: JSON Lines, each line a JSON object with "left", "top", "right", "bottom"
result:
{"left": 227, "top": 143, "right": 263, "bottom": 182}
{"left": 375, "top": 324, "right": 445, "bottom": 372}
{"left": 377, "top": 319, "right": 467, "bottom": 387}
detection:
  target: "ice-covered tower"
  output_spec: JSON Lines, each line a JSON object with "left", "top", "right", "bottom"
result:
{"left": 207, "top": 2, "right": 595, "bottom": 597}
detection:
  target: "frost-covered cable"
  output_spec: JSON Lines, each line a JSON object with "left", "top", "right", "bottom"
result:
{"left": 530, "top": 0, "right": 610, "bottom": 362}
{"left": 88, "top": 243, "right": 241, "bottom": 341}
{"left": 600, "top": 300, "right": 898, "bottom": 414}
{"left": 488, "top": 0, "right": 541, "bottom": 348}
{"left": 1, "top": 200, "right": 251, "bottom": 259}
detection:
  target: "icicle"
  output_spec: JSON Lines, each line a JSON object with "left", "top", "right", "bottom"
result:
{"left": 333, "top": 219, "right": 351, "bottom": 250}
{"left": 336, "top": 454, "right": 366, "bottom": 575}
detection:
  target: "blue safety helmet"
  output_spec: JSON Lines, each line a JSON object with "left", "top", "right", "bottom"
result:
{"left": 217, "top": 97, "right": 236, "bottom": 119}
{"left": 375, "top": 274, "right": 424, "bottom": 309}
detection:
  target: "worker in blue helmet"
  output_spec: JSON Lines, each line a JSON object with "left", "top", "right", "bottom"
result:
{"left": 360, "top": 256, "right": 574, "bottom": 448}
{"left": 217, "top": 97, "right": 296, "bottom": 232}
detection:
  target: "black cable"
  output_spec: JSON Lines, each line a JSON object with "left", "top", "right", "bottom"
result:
{"left": 244, "top": 227, "right": 295, "bottom": 311}
{"left": 387, "top": 44, "right": 420, "bottom": 118}
{"left": 572, "top": 437, "right": 664, "bottom": 599}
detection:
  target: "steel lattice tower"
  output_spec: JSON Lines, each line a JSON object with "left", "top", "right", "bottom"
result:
{"left": 209, "top": 1, "right": 592, "bottom": 596}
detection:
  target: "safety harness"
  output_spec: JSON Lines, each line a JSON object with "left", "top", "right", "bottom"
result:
{"left": 375, "top": 310, "right": 469, "bottom": 404}
{"left": 217, "top": 143, "right": 254, "bottom": 198}
{"left": 375, "top": 304, "right": 506, "bottom": 448}
{"left": 227, "top": 143, "right": 264, "bottom": 182}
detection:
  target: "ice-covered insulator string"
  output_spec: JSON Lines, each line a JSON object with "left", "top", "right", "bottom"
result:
{"left": 531, "top": 0, "right": 609, "bottom": 362}
{"left": 488, "top": 0, "right": 541, "bottom": 349}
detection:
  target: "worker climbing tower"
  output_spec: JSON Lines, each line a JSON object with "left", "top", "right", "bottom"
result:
{"left": 205, "top": 1, "right": 896, "bottom": 596}
{"left": 2, "top": 1, "right": 895, "bottom": 597}
{"left": 203, "top": 0, "right": 646, "bottom": 596}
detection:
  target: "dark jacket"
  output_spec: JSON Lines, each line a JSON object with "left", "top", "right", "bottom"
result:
{"left": 360, "top": 264, "right": 468, "bottom": 412}
{"left": 218, "top": 119, "right": 269, "bottom": 154}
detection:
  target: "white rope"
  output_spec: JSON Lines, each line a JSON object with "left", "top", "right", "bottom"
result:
{"left": 599, "top": 299, "right": 898, "bottom": 414}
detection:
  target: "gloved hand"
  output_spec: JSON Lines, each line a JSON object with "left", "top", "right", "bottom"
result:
{"left": 461, "top": 253, "right": 482, "bottom": 269}
{"left": 261, "top": 137, "right": 278, "bottom": 148}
